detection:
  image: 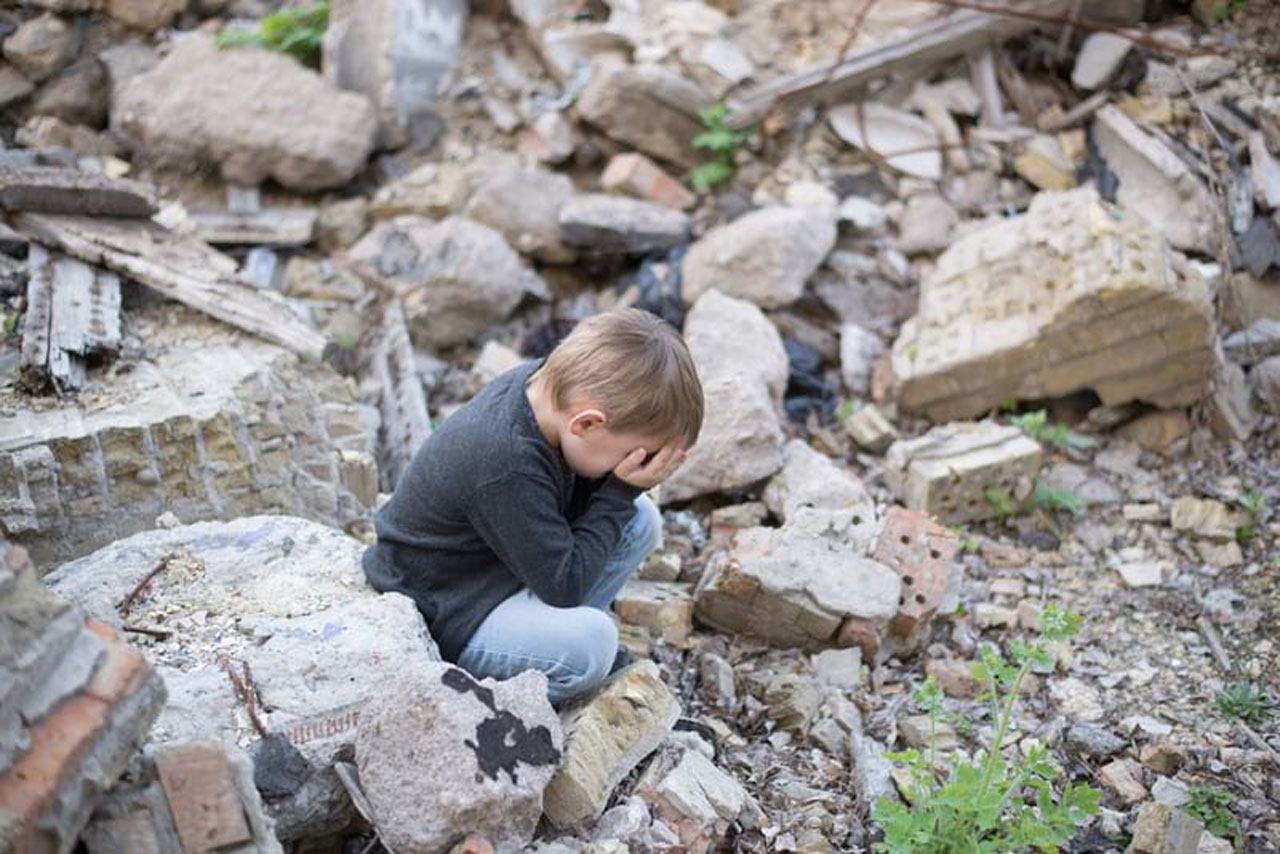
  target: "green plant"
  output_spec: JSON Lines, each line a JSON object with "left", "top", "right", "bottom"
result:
{"left": 1033, "top": 483, "right": 1084, "bottom": 517}
{"left": 690, "top": 103, "right": 748, "bottom": 192}
{"left": 1212, "top": 0, "right": 1248, "bottom": 23}
{"left": 873, "top": 605, "right": 1100, "bottom": 853}
{"left": 217, "top": 2, "right": 330, "bottom": 68}
{"left": 333, "top": 331, "right": 357, "bottom": 349}
{"left": 1, "top": 310, "right": 17, "bottom": 335}
{"left": 950, "top": 526, "right": 982, "bottom": 555}
{"left": 1215, "top": 682, "right": 1276, "bottom": 724}
{"left": 1185, "top": 787, "right": 1237, "bottom": 838}
{"left": 1235, "top": 490, "right": 1269, "bottom": 545}
{"left": 985, "top": 487, "right": 1016, "bottom": 523}
{"left": 1009, "top": 410, "right": 1097, "bottom": 452}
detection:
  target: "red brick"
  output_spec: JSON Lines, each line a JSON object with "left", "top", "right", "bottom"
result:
{"left": 449, "top": 834, "right": 496, "bottom": 854}
{"left": 83, "top": 620, "right": 150, "bottom": 705}
{"left": 601, "top": 153, "right": 696, "bottom": 211}
{"left": 871, "top": 507, "right": 958, "bottom": 638}
{"left": 835, "top": 617, "right": 881, "bottom": 661}
{"left": 154, "top": 742, "right": 252, "bottom": 854}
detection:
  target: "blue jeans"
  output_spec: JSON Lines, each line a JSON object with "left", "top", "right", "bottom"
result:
{"left": 456, "top": 495, "right": 663, "bottom": 705}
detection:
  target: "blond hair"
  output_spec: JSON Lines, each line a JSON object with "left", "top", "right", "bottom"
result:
{"left": 535, "top": 309, "right": 703, "bottom": 448}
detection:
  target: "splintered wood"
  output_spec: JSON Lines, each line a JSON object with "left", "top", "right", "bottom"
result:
{"left": 370, "top": 300, "right": 432, "bottom": 489}
{"left": 19, "top": 244, "right": 122, "bottom": 392}
{"left": 14, "top": 213, "right": 333, "bottom": 363}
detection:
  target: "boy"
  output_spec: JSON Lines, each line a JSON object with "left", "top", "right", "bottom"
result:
{"left": 362, "top": 309, "right": 704, "bottom": 705}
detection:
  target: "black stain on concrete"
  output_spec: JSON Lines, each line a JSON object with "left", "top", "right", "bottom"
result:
{"left": 442, "top": 667, "right": 561, "bottom": 785}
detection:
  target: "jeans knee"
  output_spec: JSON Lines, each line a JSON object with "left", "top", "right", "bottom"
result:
{"left": 553, "top": 610, "right": 618, "bottom": 702}
{"left": 629, "top": 495, "right": 664, "bottom": 557}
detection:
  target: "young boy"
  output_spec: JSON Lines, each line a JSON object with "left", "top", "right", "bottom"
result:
{"left": 362, "top": 309, "right": 704, "bottom": 705}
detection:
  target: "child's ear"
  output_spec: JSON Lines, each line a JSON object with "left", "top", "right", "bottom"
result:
{"left": 567, "top": 408, "right": 607, "bottom": 436}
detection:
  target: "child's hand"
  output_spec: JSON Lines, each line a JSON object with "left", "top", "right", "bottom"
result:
{"left": 614, "top": 444, "right": 688, "bottom": 489}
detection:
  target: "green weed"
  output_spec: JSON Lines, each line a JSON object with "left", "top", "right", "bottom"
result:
{"left": 690, "top": 103, "right": 748, "bottom": 192}
{"left": 1034, "top": 483, "right": 1084, "bottom": 517}
{"left": 1185, "top": 787, "right": 1237, "bottom": 839}
{"left": 1215, "top": 682, "right": 1275, "bottom": 724}
{"left": 985, "top": 487, "right": 1016, "bottom": 523}
{"left": 218, "top": 2, "right": 330, "bottom": 68}
{"left": 1009, "top": 410, "right": 1097, "bottom": 452}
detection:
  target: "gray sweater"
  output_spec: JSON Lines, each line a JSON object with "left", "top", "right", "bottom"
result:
{"left": 362, "top": 360, "right": 643, "bottom": 661}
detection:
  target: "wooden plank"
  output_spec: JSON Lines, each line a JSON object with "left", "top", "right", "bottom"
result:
{"left": 727, "top": 0, "right": 1070, "bottom": 128}
{"left": 370, "top": 299, "right": 431, "bottom": 488}
{"left": 14, "top": 213, "right": 332, "bottom": 363}
{"left": 0, "top": 166, "right": 158, "bottom": 218}
{"left": 189, "top": 208, "right": 317, "bottom": 246}
{"left": 153, "top": 742, "right": 252, "bottom": 854}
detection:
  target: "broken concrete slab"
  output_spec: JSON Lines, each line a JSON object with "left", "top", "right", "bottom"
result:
{"left": 613, "top": 581, "right": 694, "bottom": 647}
{"left": 896, "top": 193, "right": 958, "bottom": 255}
{"left": 576, "top": 60, "right": 709, "bottom": 169}
{"left": 763, "top": 439, "right": 875, "bottom": 530}
{"left": 891, "top": 188, "right": 1216, "bottom": 421}
{"left": 344, "top": 215, "right": 550, "bottom": 350}
{"left": 369, "top": 161, "right": 471, "bottom": 222}
{"left": 885, "top": 421, "right": 1043, "bottom": 524}
{"left": 2, "top": 308, "right": 376, "bottom": 564}
{"left": 1094, "top": 104, "right": 1222, "bottom": 254}
{"left": 846, "top": 403, "right": 900, "bottom": 453}
{"left": 0, "top": 166, "right": 157, "bottom": 217}
{"left": 829, "top": 102, "right": 942, "bottom": 181}
{"left": 323, "top": 0, "right": 466, "bottom": 150}
{"left": 464, "top": 164, "right": 576, "bottom": 264}
{"left": 357, "top": 663, "right": 560, "bottom": 852}
{"left": 558, "top": 193, "right": 690, "bottom": 255}
{"left": 112, "top": 34, "right": 376, "bottom": 192}
{"left": 543, "top": 661, "right": 680, "bottom": 829}
{"left": 660, "top": 290, "right": 787, "bottom": 503}
{"left": 681, "top": 206, "right": 836, "bottom": 309}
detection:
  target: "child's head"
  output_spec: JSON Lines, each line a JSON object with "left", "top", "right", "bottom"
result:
{"left": 533, "top": 308, "right": 704, "bottom": 478}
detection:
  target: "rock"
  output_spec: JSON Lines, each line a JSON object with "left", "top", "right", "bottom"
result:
{"left": 681, "top": 206, "right": 836, "bottom": 308}
{"left": 971, "top": 603, "right": 1017, "bottom": 629}
{"left": 1170, "top": 496, "right": 1239, "bottom": 541}
{"left": 872, "top": 507, "right": 958, "bottom": 646}
{"left": 576, "top": 60, "right": 709, "bottom": 169}
{"left": 314, "top": 197, "right": 369, "bottom": 253}
{"left": 1, "top": 309, "right": 375, "bottom": 565}
{"left": 783, "top": 181, "right": 839, "bottom": 214}
{"left": 1117, "top": 410, "right": 1191, "bottom": 454}
{"left": 1197, "top": 833, "right": 1233, "bottom": 854}
{"left": 112, "top": 34, "right": 377, "bottom": 192}
{"left": 849, "top": 732, "right": 895, "bottom": 805}
{"left": 369, "top": 161, "right": 471, "bottom": 221}
{"left": 885, "top": 421, "right": 1043, "bottom": 524}
{"left": 699, "top": 653, "right": 736, "bottom": 710}
{"left": 543, "top": 661, "right": 681, "bottom": 829}
{"left": 762, "top": 439, "right": 875, "bottom": 531}
{"left": 1050, "top": 677, "right": 1105, "bottom": 722}
{"left": 30, "top": 58, "right": 108, "bottom": 128}
{"left": 1127, "top": 802, "right": 1202, "bottom": 854}
{"left": 323, "top": 0, "right": 466, "bottom": 149}
{"left": 1094, "top": 105, "right": 1222, "bottom": 253}
{"left": 927, "top": 658, "right": 980, "bottom": 698}
{"left": 98, "top": 40, "right": 158, "bottom": 103}
{"left": 3, "top": 14, "right": 78, "bottom": 83}
{"left": 465, "top": 164, "right": 576, "bottom": 263}
{"left": 1099, "top": 759, "right": 1148, "bottom": 804}
{"left": 613, "top": 581, "right": 694, "bottom": 646}
{"left": 764, "top": 673, "right": 824, "bottom": 733}
{"left": 356, "top": 663, "right": 561, "bottom": 852}
{"left": 1223, "top": 318, "right": 1280, "bottom": 365}
{"left": 466, "top": 340, "right": 523, "bottom": 395}
{"left": 523, "top": 111, "right": 579, "bottom": 164}
{"left": 1194, "top": 540, "right": 1243, "bottom": 569}
{"left": 1152, "top": 776, "right": 1192, "bottom": 807}
{"left": 811, "top": 648, "right": 862, "bottom": 692}
{"left": 829, "top": 102, "right": 942, "bottom": 180}
{"left": 892, "top": 188, "right": 1216, "bottom": 421}
{"left": 1066, "top": 722, "right": 1127, "bottom": 759}
{"left": 1014, "top": 134, "right": 1076, "bottom": 192}
{"left": 659, "top": 290, "right": 787, "bottom": 502}
{"left": 343, "top": 216, "right": 549, "bottom": 349}
{"left": 1139, "top": 740, "right": 1186, "bottom": 775}
{"left": 899, "top": 715, "right": 958, "bottom": 750}
{"left": 104, "top": 0, "right": 185, "bottom": 31}
{"left": 636, "top": 748, "right": 751, "bottom": 850}
{"left": 13, "top": 115, "right": 119, "bottom": 157}
{"left": 1248, "top": 132, "right": 1280, "bottom": 210}
{"left": 808, "top": 718, "right": 849, "bottom": 756}
{"left": 0, "top": 65, "right": 34, "bottom": 108}
{"left": 1255, "top": 355, "right": 1280, "bottom": 412}
{"left": 837, "top": 196, "right": 888, "bottom": 232}
{"left": 558, "top": 193, "right": 690, "bottom": 255}
{"left": 601, "top": 153, "right": 696, "bottom": 211}
{"left": 1206, "top": 351, "right": 1260, "bottom": 441}
{"left": 1072, "top": 32, "right": 1133, "bottom": 90}
{"left": 839, "top": 324, "right": 882, "bottom": 397}
{"left": 1114, "top": 559, "right": 1166, "bottom": 589}
{"left": 846, "top": 404, "right": 899, "bottom": 453}
{"left": 814, "top": 252, "right": 919, "bottom": 335}
{"left": 896, "top": 193, "right": 957, "bottom": 256}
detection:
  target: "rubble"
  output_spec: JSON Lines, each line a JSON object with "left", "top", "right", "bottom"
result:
{"left": 112, "top": 34, "right": 377, "bottom": 192}
{"left": 660, "top": 290, "right": 787, "bottom": 503}
{"left": 356, "top": 663, "right": 561, "bottom": 852}
{"left": 558, "top": 193, "right": 690, "bottom": 256}
{"left": 681, "top": 205, "right": 836, "bottom": 309}
{"left": 635, "top": 746, "right": 754, "bottom": 849}
{"left": 367, "top": 300, "right": 433, "bottom": 489}
{"left": 575, "top": 60, "right": 709, "bottom": 169}
{"left": 601, "top": 152, "right": 696, "bottom": 211}
{"left": 896, "top": 193, "right": 958, "bottom": 255}
{"left": 871, "top": 507, "right": 959, "bottom": 645}
{"left": 3, "top": 13, "right": 78, "bottom": 83}
{"left": 0, "top": 166, "right": 157, "bottom": 217}
{"left": 1170, "top": 496, "right": 1239, "bottom": 541}
{"left": 885, "top": 421, "right": 1043, "bottom": 524}
{"left": 189, "top": 207, "right": 318, "bottom": 247}
{"left": 891, "top": 189, "right": 1216, "bottom": 421}
{"left": 613, "top": 580, "right": 694, "bottom": 647}
{"left": 1071, "top": 32, "right": 1133, "bottom": 91}
{"left": 543, "top": 661, "right": 680, "bottom": 829}
{"left": 368, "top": 161, "right": 471, "bottom": 222}
{"left": 465, "top": 163, "right": 576, "bottom": 263}
{"left": 1223, "top": 318, "right": 1280, "bottom": 365}
{"left": 829, "top": 103, "right": 942, "bottom": 181}
{"left": 1128, "top": 802, "right": 1203, "bottom": 854}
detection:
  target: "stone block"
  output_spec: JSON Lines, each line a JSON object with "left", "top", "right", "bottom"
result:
{"left": 763, "top": 673, "right": 823, "bottom": 733}
{"left": 885, "top": 421, "right": 1043, "bottom": 524}
{"left": 600, "top": 153, "right": 696, "bottom": 210}
{"left": 846, "top": 404, "right": 900, "bottom": 453}
{"left": 1170, "top": 496, "right": 1239, "bottom": 541}
{"left": 613, "top": 581, "right": 694, "bottom": 646}
{"left": 558, "top": 193, "right": 690, "bottom": 255}
{"left": 543, "top": 661, "right": 680, "bottom": 829}
{"left": 575, "top": 60, "right": 708, "bottom": 169}
{"left": 872, "top": 507, "right": 958, "bottom": 640}
{"left": 891, "top": 188, "right": 1215, "bottom": 421}
{"left": 1127, "top": 802, "right": 1202, "bottom": 854}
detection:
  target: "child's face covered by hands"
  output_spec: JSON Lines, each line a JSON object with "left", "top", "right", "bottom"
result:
{"left": 561, "top": 417, "right": 686, "bottom": 485}
{"left": 611, "top": 442, "right": 688, "bottom": 489}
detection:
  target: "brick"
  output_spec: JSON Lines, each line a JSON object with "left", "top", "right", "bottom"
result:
{"left": 885, "top": 421, "right": 1043, "bottom": 524}
{"left": 613, "top": 581, "right": 694, "bottom": 646}
{"left": 600, "top": 153, "right": 696, "bottom": 211}
{"left": 154, "top": 742, "right": 252, "bottom": 853}
{"left": 872, "top": 507, "right": 958, "bottom": 639}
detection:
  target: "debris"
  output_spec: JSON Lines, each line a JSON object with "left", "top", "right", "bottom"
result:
{"left": 1065, "top": 722, "right": 1127, "bottom": 759}
{"left": 926, "top": 658, "right": 981, "bottom": 698}
{"left": 1014, "top": 134, "right": 1077, "bottom": 191}
{"left": 601, "top": 153, "right": 696, "bottom": 211}
{"left": 828, "top": 102, "right": 942, "bottom": 181}
{"left": 103, "top": 0, "right": 185, "bottom": 31}
{"left": 1127, "top": 801, "right": 1203, "bottom": 854}
{"left": 840, "top": 323, "right": 884, "bottom": 397}
{"left": 681, "top": 206, "right": 836, "bottom": 309}
{"left": 155, "top": 741, "right": 254, "bottom": 852}
{"left": 189, "top": 208, "right": 318, "bottom": 247}
{"left": 971, "top": 602, "right": 1018, "bottom": 629}
{"left": 613, "top": 581, "right": 695, "bottom": 646}
{"left": 2, "top": 13, "right": 78, "bottom": 83}
{"left": 558, "top": 193, "right": 691, "bottom": 255}
{"left": 112, "top": 34, "right": 377, "bottom": 192}
{"left": 871, "top": 507, "right": 959, "bottom": 644}
{"left": 885, "top": 421, "right": 1043, "bottom": 524}
{"left": 576, "top": 60, "right": 709, "bottom": 169}
{"left": 892, "top": 189, "right": 1216, "bottom": 421}
{"left": 356, "top": 663, "right": 561, "bottom": 852}
{"left": 1071, "top": 32, "right": 1133, "bottom": 91}
{"left": 1205, "top": 352, "right": 1260, "bottom": 442}
{"left": 846, "top": 403, "right": 900, "bottom": 454}
{"left": 0, "top": 166, "right": 157, "bottom": 218}
{"left": 660, "top": 290, "right": 787, "bottom": 503}
{"left": 16, "top": 213, "right": 332, "bottom": 363}
{"left": 323, "top": 0, "right": 466, "bottom": 149}
{"left": 1139, "top": 741, "right": 1186, "bottom": 775}
{"left": 19, "top": 245, "right": 121, "bottom": 393}
{"left": 369, "top": 161, "right": 471, "bottom": 222}
{"left": 543, "top": 661, "right": 680, "bottom": 829}
{"left": 522, "top": 111, "right": 579, "bottom": 165}
{"left": 465, "top": 164, "right": 577, "bottom": 263}
{"left": 467, "top": 340, "right": 523, "bottom": 395}
{"left": 1093, "top": 104, "right": 1222, "bottom": 254}
{"left": 368, "top": 300, "right": 433, "bottom": 489}
{"left": 837, "top": 196, "right": 888, "bottom": 232}
{"left": 344, "top": 215, "right": 550, "bottom": 349}
{"left": 1050, "top": 677, "right": 1105, "bottom": 722}
{"left": 764, "top": 673, "right": 824, "bottom": 733}
{"left": 1254, "top": 355, "right": 1280, "bottom": 413}
{"left": 0, "top": 65, "right": 34, "bottom": 108}
{"left": 316, "top": 197, "right": 369, "bottom": 253}
{"left": 635, "top": 747, "right": 752, "bottom": 850}
{"left": 896, "top": 193, "right": 958, "bottom": 255}
{"left": 1222, "top": 318, "right": 1280, "bottom": 366}
{"left": 1113, "top": 558, "right": 1166, "bottom": 589}
{"left": 1117, "top": 410, "right": 1191, "bottom": 454}
{"left": 1170, "top": 496, "right": 1239, "bottom": 541}
{"left": 811, "top": 647, "right": 862, "bottom": 692}
{"left": 1248, "top": 132, "right": 1280, "bottom": 210}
